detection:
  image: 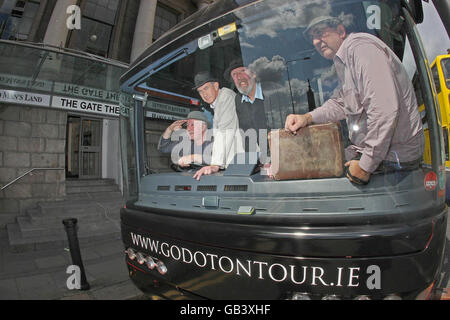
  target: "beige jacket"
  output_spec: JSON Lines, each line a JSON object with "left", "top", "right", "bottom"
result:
{"left": 210, "top": 87, "right": 244, "bottom": 168}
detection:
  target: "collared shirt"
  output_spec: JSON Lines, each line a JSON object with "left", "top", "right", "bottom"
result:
{"left": 210, "top": 99, "right": 217, "bottom": 109}
{"left": 310, "top": 32, "right": 424, "bottom": 173}
{"left": 241, "top": 82, "right": 263, "bottom": 104}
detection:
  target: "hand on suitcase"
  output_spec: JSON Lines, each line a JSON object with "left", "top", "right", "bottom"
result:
{"left": 284, "top": 113, "right": 313, "bottom": 134}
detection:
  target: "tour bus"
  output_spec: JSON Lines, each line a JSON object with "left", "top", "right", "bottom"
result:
{"left": 421, "top": 53, "right": 450, "bottom": 201}
{"left": 119, "top": 0, "right": 448, "bottom": 300}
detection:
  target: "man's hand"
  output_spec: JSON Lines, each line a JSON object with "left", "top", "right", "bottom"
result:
{"left": 193, "top": 165, "right": 220, "bottom": 181}
{"left": 284, "top": 113, "right": 312, "bottom": 134}
{"left": 344, "top": 160, "right": 370, "bottom": 184}
{"left": 162, "top": 120, "right": 187, "bottom": 139}
{"left": 262, "top": 163, "right": 273, "bottom": 179}
{"left": 178, "top": 154, "right": 202, "bottom": 167}
{"left": 178, "top": 155, "right": 193, "bottom": 167}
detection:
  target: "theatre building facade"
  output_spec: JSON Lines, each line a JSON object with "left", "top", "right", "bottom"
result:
{"left": 0, "top": 0, "right": 211, "bottom": 232}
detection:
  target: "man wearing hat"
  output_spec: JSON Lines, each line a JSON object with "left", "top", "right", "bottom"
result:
{"left": 285, "top": 15, "right": 424, "bottom": 185}
{"left": 191, "top": 71, "right": 244, "bottom": 180}
{"left": 158, "top": 111, "right": 213, "bottom": 167}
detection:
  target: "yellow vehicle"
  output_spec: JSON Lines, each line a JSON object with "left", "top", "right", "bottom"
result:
{"left": 421, "top": 52, "right": 450, "bottom": 200}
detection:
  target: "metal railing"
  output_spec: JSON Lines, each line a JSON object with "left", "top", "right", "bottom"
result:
{"left": 0, "top": 168, "right": 65, "bottom": 191}
{"left": 0, "top": 39, "right": 129, "bottom": 69}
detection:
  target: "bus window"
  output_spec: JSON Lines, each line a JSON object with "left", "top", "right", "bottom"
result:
{"left": 442, "top": 58, "right": 450, "bottom": 89}
{"left": 432, "top": 64, "right": 442, "bottom": 93}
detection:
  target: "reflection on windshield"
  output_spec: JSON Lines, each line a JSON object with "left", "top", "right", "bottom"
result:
{"left": 138, "top": 0, "right": 403, "bottom": 129}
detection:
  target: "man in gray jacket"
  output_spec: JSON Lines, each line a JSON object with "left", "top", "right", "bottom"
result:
{"left": 192, "top": 72, "right": 244, "bottom": 180}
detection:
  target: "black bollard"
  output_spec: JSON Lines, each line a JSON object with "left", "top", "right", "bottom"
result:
{"left": 62, "top": 218, "right": 90, "bottom": 290}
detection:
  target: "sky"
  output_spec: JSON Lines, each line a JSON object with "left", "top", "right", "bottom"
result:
{"left": 417, "top": 1, "right": 449, "bottom": 61}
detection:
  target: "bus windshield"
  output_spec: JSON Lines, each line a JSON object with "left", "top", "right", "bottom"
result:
{"left": 120, "top": 0, "right": 442, "bottom": 211}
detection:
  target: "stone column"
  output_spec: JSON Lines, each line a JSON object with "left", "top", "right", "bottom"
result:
{"left": 43, "top": 0, "right": 78, "bottom": 47}
{"left": 130, "top": 0, "right": 158, "bottom": 63}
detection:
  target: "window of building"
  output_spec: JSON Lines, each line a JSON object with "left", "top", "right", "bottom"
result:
{"left": 84, "top": 0, "right": 119, "bottom": 25}
{"left": 0, "top": 0, "right": 40, "bottom": 40}
{"left": 68, "top": 0, "right": 119, "bottom": 57}
{"left": 153, "top": 2, "right": 180, "bottom": 41}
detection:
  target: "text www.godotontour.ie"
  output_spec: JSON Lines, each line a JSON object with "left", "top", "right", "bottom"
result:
{"left": 130, "top": 232, "right": 382, "bottom": 289}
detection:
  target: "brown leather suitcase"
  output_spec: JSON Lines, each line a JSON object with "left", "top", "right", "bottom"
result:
{"left": 268, "top": 123, "right": 344, "bottom": 180}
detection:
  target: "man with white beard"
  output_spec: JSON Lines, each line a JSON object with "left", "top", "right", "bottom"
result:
{"left": 225, "top": 60, "right": 269, "bottom": 153}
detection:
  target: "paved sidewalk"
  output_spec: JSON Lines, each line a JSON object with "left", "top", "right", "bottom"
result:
{"left": 0, "top": 229, "right": 144, "bottom": 300}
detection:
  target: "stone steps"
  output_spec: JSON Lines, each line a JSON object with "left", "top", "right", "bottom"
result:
{"left": 7, "top": 221, "right": 121, "bottom": 253}
{"left": 7, "top": 178, "right": 123, "bottom": 253}
{"left": 64, "top": 190, "right": 123, "bottom": 201}
{"left": 66, "top": 184, "right": 119, "bottom": 194}
{"left": 65, "top": 178, "right": 116, "bottom": 187}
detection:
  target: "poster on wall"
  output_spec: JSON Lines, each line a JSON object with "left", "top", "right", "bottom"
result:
{"left": 51, "top": 96, "right": 120, "bottom": 117}
{"left": 0, "top": 88, "right": 183, "bottom": 120}
{"left": 0, "top": 89, "right": 51, "bottom": 107}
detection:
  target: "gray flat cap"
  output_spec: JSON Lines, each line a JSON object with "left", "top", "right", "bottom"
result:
{"left": 187, "top": 111, "right": 210, "bottom": 128}
{"left": 303, "top": 16, "right": 343, "bottom": 38}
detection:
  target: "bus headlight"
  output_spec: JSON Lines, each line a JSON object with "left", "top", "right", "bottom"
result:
{"left": 125, "top": 248, "right": 136, "bottom": 260}
{"left": 136, "top": 252, "right": 146, "bottom": 265}
{"left": 146, "top": 256, "right": 156, "bottom": 270}
{"left": 322, "top": 295, "right": 341, "bottom": 300}
{"left": 290, "top": 293, "right": 312, "bottom": 300}
{"left": 156, "top": 261, "right": 168, "bottom": 275}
